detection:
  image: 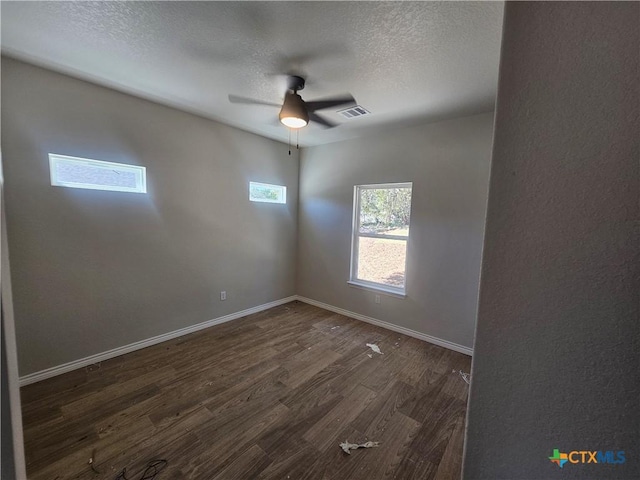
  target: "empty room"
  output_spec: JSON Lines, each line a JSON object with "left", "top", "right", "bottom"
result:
{"left": 1, "top": 2, "right": 637, "bottom": 480}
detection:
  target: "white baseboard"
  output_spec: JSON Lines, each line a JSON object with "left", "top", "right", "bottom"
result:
{"left": 295, "top": 295, "right": 473, "bottom": 356}
{"left": 20, "top": 294, "right": 472, "bottom": 386}
{"left": 19, "top": 296, "right": 298, "bottom": 386}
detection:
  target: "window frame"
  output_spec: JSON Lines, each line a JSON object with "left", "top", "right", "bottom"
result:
{"left": 249, "top": 181, "right": 287, "bottom": 204}
{"left": 49, "top": 153, "right": 147, "bottom": 194}
{"left": 349, "top": 182, "right": 412, "bottom": 297}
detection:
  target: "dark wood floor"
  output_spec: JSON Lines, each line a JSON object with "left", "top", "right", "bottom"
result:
{"left": 21, "top": 301, "right": 471, "bottom": 480}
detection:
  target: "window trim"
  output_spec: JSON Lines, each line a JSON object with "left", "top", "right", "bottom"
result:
{"left": 49, "top": 153, "right": 147, "bottom": 193}
{"left": 349, "top": 182, "right": 412, "bottom": 296}
{"left": 249, "top": 181, "right": 287, "bottom": 204}
{"left": 347, "top": 279, "right": 407, "bottom": 298}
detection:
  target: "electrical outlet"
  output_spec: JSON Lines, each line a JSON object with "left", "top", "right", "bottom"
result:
{"left": 220, "top": 291, "right": 226, "bottom": 301}
{"left": 375, "top": 294, "right": 381, "bottom": 304}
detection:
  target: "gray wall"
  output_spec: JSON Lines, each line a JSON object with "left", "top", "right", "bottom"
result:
{"left": 464, "top": 2, "right": 639, "bottom": 479}
{"left": 297, "top": 113, "right": 494, "bottom": 350}
{"left": 2, "top": 57, "right": 299, "bottom": 376}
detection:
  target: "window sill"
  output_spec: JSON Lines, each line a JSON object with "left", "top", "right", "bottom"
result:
{"left": 347, "top": 280, "right": 407, "bottom": 298}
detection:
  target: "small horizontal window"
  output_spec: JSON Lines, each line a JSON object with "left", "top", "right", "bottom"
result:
{"left": 249, "top": 182, "right": 286, "bottom": 204}
{"left": 49, "top": 154, "right": 146, "bottom": 193}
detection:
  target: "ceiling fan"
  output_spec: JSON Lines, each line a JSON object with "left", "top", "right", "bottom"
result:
{"left": 229, "top": 75, "right": 356, "bottom": 129}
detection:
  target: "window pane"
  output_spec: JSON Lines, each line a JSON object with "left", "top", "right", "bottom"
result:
{"left": 49, "top": 154, "right": 146, "bottom": 193}
{"left": 249, "top": 182, "right": 286, "bottom": 204}
{"left": 359, "top": 187, "right": 411, "bottom": 236}
{"left": 357, "top": 237, "right": 406, "bottom": 287}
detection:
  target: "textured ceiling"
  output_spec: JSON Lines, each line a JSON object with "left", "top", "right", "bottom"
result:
{"left": 1, "top": 1, "right": 504, "bottom": 146}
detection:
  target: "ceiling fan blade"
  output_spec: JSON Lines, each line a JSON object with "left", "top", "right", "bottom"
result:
{"left": 305, "top": 94, "right": 356, "bottom": 112}
{"left": 228, "top": 94, "right": 280, "bottom": 107}
{"left": 308, "top": 112, "right": 337, "bottom": 129}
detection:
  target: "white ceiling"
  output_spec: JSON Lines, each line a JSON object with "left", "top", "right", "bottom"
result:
{"left": 1, "top": 1, "right": 504, "bottom": 146}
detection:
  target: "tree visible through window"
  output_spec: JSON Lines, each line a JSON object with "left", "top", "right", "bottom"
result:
{"left": 350, "top": 183, "right": 412, "bottom": 294}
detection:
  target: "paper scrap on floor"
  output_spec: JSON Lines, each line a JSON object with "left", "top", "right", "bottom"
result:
{"left": 366, "top": 343, "right": 383, "bottom": 355}
{"left": 340, "top": 440, "right": 380, "bottom": 455}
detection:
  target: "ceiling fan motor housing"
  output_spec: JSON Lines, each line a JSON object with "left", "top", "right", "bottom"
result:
{"left": 287, "top": 75, "right": 305, "bottom": 92}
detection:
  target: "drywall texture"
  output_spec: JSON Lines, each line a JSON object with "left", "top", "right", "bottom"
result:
{"left": 297, "top": 113, "right": 494, "bottom": 350}
{"left": 2, "top": 58, "right": 298, "bottom": 376}
{"left": 464, "top": 3, "right": 639, "bottom": 480}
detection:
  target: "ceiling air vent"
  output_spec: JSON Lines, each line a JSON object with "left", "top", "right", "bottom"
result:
{"left": 338, "top": 105, "right": 370, "bottom": 119}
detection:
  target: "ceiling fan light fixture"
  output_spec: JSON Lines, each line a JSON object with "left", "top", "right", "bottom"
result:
{"left": 279, "top": 92, "right": 309, "bottom": 129}
{"left": 280, "top": 116, "right": 308, "bottom": 128}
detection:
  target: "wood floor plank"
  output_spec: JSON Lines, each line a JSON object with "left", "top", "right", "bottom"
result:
{"left": 279, "top": 342, "right": 371, "bottom": 410}
{"left": 201, "top": 371, "right": 288, "bottom": 436}
{"left": 139, "top": 432, "right": 207, "bottom": 480}
{"left": 297, "top": 424, "right": 365, "bottom": 480}
{"left": 210, "top": 444, "right": 272, "bottom": 480}
{"left": 399, "top": 370, "right": 451, "bottom": 424}
{"left": 350, "top": 379, "right": 415, "bottom": 435}
{"left": 433, "top": 415, "right": 466, "bottom": 480}
{"left": 60, "top": 366, "right": 174, "bottom": 417}
{"left": 327, "top": 412, "right": 422, "bottom": 480}
{"left": 280, "top": 347, "right": 342, "bottom": 389}
{"left": 401, "top": 394, "right": 467, "bottom": 469}
{"left": 188, "top": 403, "right": 289, "bottom": 476}
{"left": 256, "top": 394, "right": 343, "bottom": 458}
{"left": 256, "top": 435, "right": 320, "bottom": 480}
{"left": 391, "top": 457, "right": 439, "bottom": 480}
{"left": 359, "top": 351, "right": 409, "bottom": 393}
{"left": 303, "top": 384, "right": 377, "bottom": 452}
{"left": 441, "top": 354, "right": 472, "bottom": 401}
{"left": 29, "top": 413, "right": 157, "bottom": 480}
{"left": 21, "top": 301, "right": 471, "bottom": 480}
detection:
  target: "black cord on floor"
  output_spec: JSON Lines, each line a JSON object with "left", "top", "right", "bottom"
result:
{"left": 115, "top": 459, "right": 167, "bottom": 480}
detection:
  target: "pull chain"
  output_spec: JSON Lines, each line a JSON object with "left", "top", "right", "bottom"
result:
{"left": 288, "top": 128, "right": 291, "bottom": 156}
{"left": 296, "top": 129, "right": 299, "bottom": 150}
